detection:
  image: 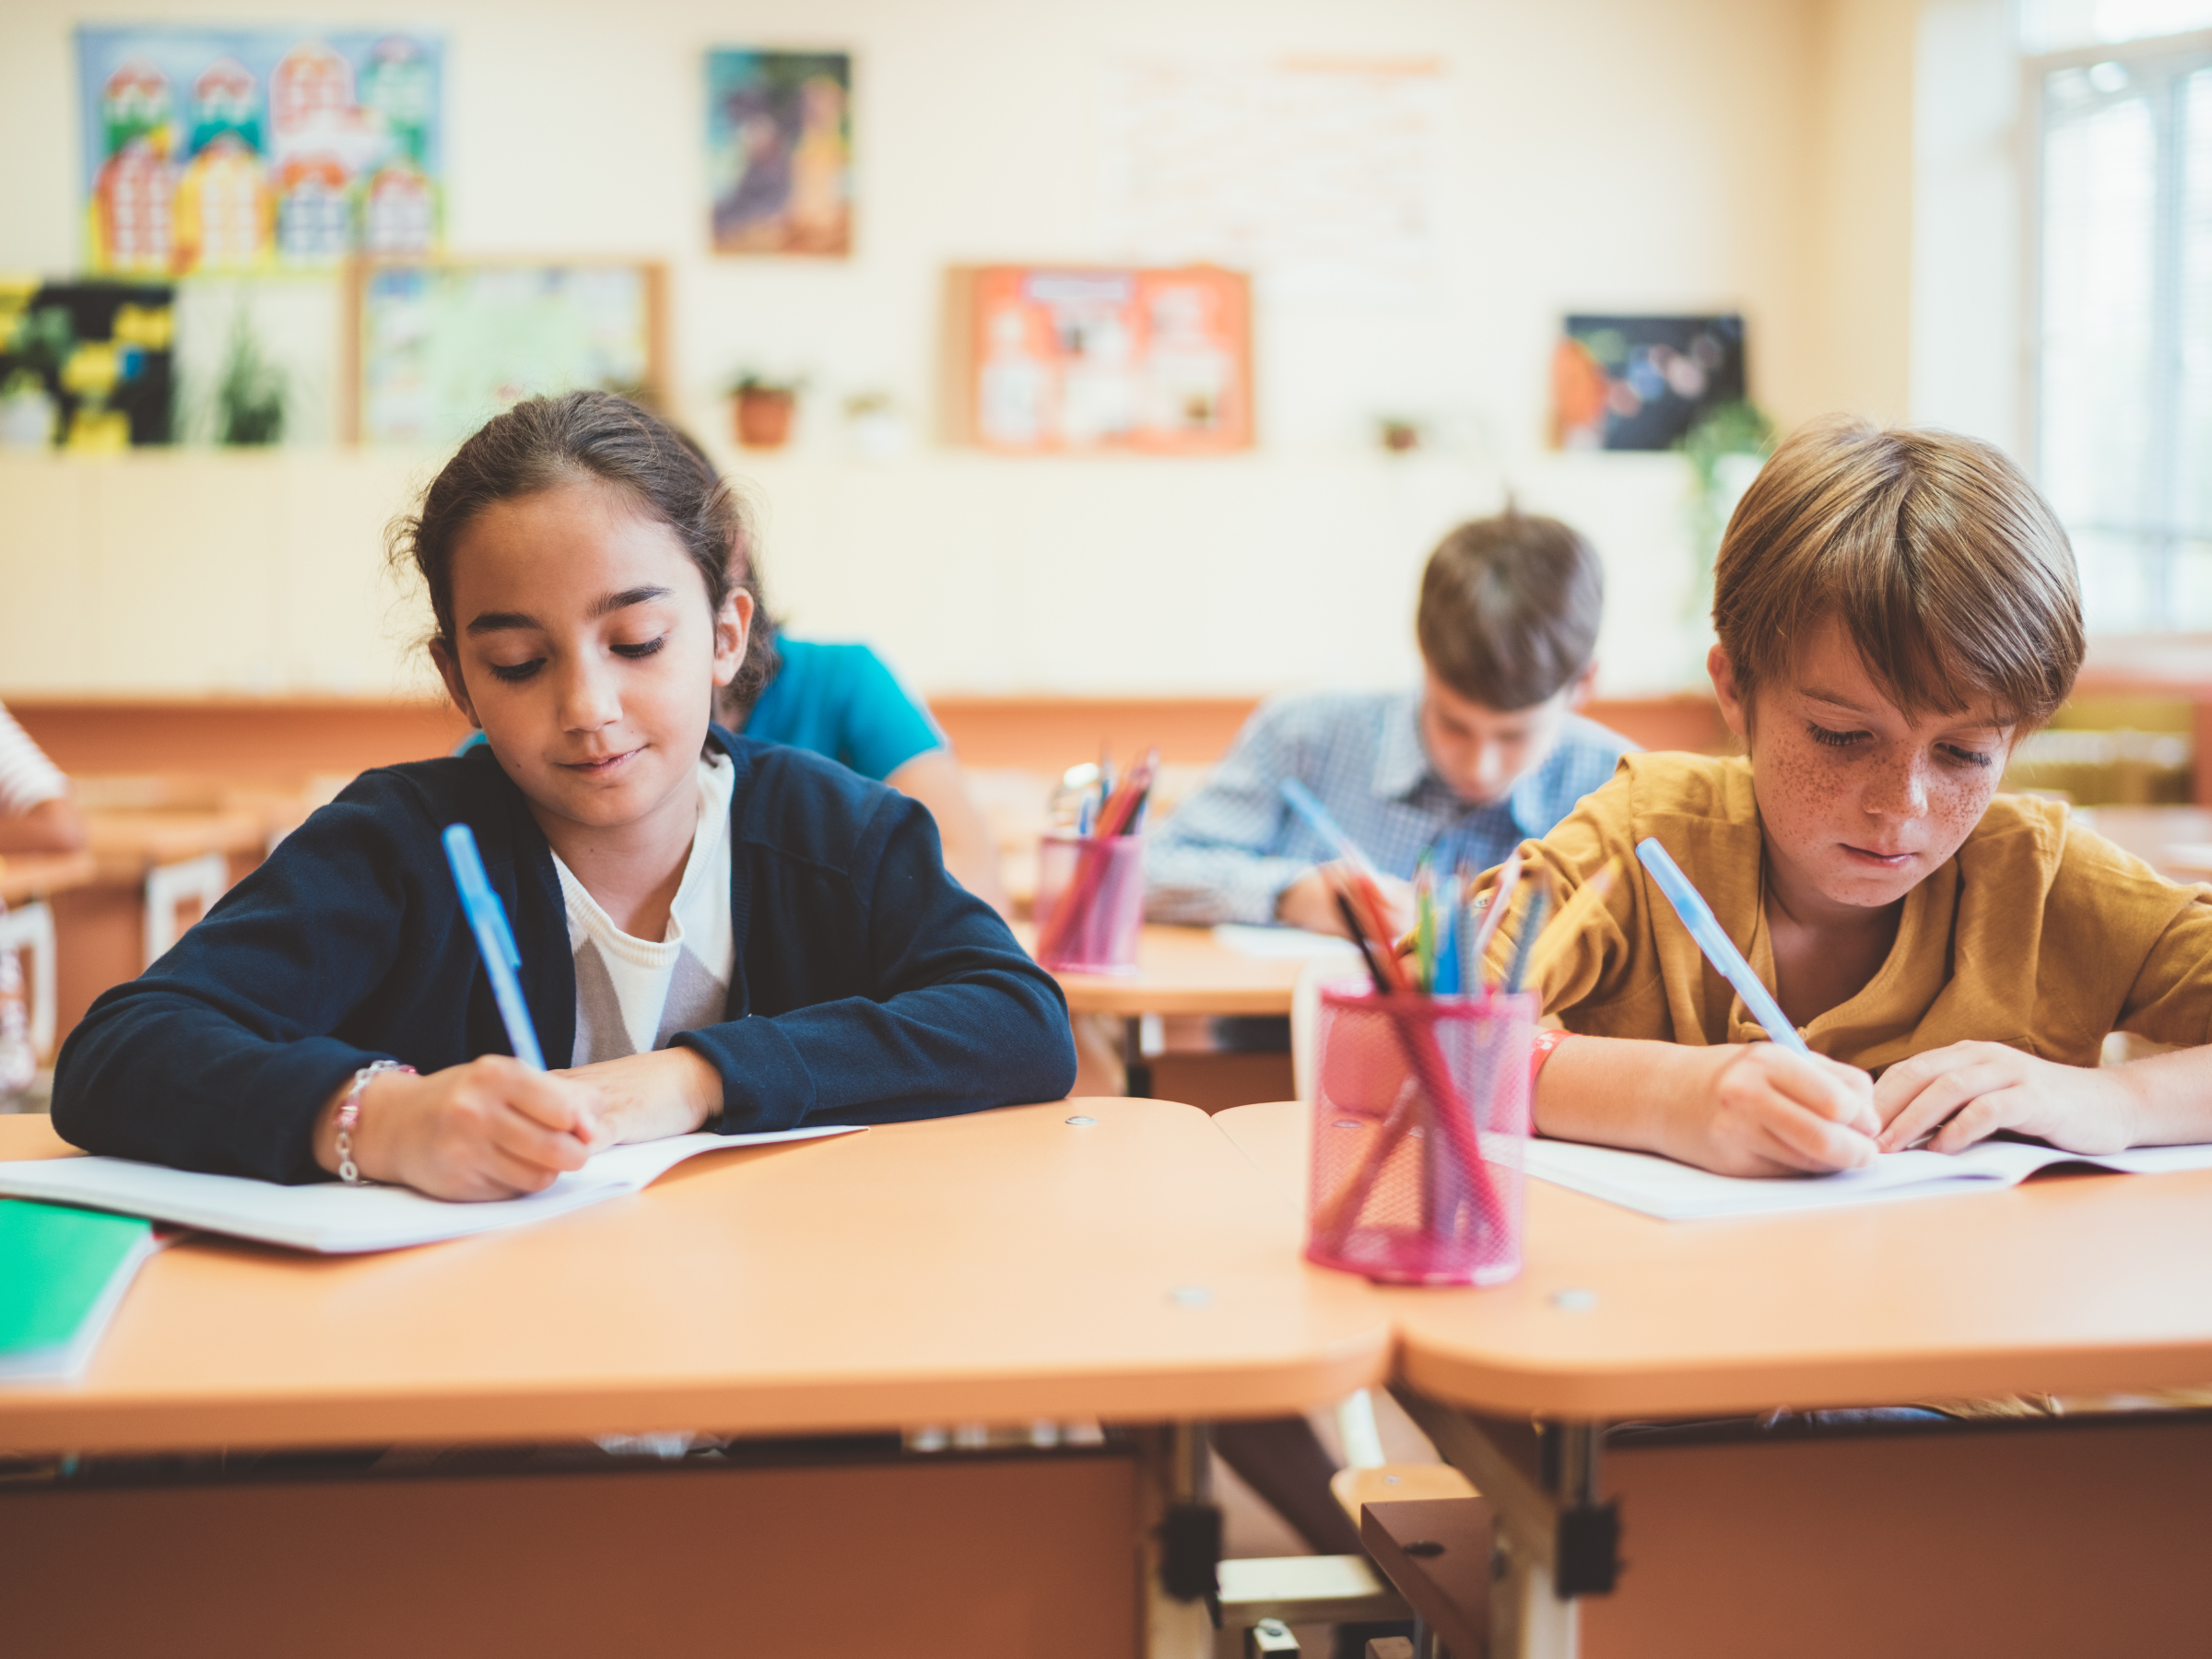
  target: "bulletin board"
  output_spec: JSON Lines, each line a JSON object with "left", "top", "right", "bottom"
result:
{"left": 347, "top": 258, "right": 666, "bottom": 447}
{"left": 943, "top": 265, "right": 1253, "bottom": 456}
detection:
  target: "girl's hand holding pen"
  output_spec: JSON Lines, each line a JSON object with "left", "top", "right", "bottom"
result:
{"left": 555, "top": 1047, "right": 724, "bottom": 1148}
{"left": 312, "top": 1055, "right": 602, "bottom": 1201}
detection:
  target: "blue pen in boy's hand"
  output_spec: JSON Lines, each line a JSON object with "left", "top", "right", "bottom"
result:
{"left": 441, "top": 823, "right": 547, "bottom": 1071}
{"left": 1278, "top": 779, "right": 1375, "bottom": 873}
{"left": 1633, "top": 837, "right": 1812, "bottom": 1058}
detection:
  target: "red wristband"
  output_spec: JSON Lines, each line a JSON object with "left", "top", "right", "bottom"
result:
{"left": 1529, "top": 1028, "right": 1571, "bottom": 1088}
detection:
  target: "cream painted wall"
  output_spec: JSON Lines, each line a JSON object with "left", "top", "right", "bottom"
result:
{"left": 1911, "top": 0, "right": 2023, "bottom": 448}
{"left": 0, "top": 0, "right": 1916, "bottom": 701}
{"left": 1810, "top": 0, "right": 1921, "bottom": 425}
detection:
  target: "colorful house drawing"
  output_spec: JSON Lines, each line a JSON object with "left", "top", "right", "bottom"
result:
{"left": 276, "top": 153, "right": 352, "bottom": 263}
{"left": 360, "top": 35, "right": 433, "bottom": 164}
{"left": 78, "top": 30, "right": 443, "bottom": 273}
{"left": 92, "top": 138, "right": 177, "bottom": 274}
{"left": 175, "top": 134, "right": 272, "bottom": 271}
{"left": 270, "top": 41, "right": 353, "bottom": 137}
{"left": 92, "top": 61, "right": 177, "bottom": 272}
{"left": 363, "top": 161, "right": 434, "bottom": 255}
{"left": 100, "top": 58, "right": 171, "bottom": 157}
{"left": 188, "top": 56, "right": 261, "bottom": 153}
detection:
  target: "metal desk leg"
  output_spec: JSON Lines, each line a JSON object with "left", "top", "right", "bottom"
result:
{"left": 0, "top": 899, "right": 56, "bottom": 1060}
{"left": 1392, "top": 1387, "right": 1619, "bottom": 1659}
{"left": 143, "top": 852, "right": 229, "bottom": 967}
{"left": 1124, "top": 1015, "right": 1154, "bottom": 1097}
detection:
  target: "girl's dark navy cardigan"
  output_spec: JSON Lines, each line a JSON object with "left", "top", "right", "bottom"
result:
{"left": 52, "top": 728, "right": 1077, "bottom": 1182}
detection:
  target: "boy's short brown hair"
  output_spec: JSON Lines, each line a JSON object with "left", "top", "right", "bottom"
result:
{"left": 1712, "top": 416, "right": 2082, "bottom": 729}
{"left": 1417, "top": 512, "right": 1604, "bottom": 711}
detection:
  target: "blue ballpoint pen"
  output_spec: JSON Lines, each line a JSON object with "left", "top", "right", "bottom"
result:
{"left": 441, "top": 823, "right": 547, "bottom": 1070}
{"left": 1278, "top": 780, "right": 1379, "bottom": 874}
{"left": 1634, "top": 837, "right": 1812, "bottom": 1057}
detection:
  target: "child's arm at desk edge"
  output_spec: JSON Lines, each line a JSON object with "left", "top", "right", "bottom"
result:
{"left": 1536, "top": 1034, "right": 1881, "bottom": 1177}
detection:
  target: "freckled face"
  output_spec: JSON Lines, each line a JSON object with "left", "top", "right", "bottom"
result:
{"left": 1710, "top": 617, "right": 2014, "bottom": 912}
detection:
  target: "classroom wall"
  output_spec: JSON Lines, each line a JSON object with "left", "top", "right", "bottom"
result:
{"left": 0, "top": 0, "right": 1923, "bottom": 703}
{"left": 1809, "top": 0, "right": 1921, "bottom": 426}
{"left": 1911, "top": 0, "right": 2023, "bottom": 449}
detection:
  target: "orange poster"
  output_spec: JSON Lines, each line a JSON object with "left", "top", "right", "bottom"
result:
{"left": 957, "top": 265, "right": 1252, "bottom": 455}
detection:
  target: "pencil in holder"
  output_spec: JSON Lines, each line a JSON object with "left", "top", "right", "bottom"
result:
{"left": 1033, "top": 831, "right": 1146, "bottom": 975}
{"left": 1304, "top": 983, "right": 1535, "bottom": 1287}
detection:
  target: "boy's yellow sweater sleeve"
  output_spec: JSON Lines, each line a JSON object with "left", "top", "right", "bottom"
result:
{"left": 1476, "top": 772, "right": 1642, "bottom": 1016}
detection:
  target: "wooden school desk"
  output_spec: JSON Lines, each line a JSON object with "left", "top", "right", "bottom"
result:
{"left": 0, "top": 849, "right": 97, "bottom": 909}
{"left": 1022, "top": 922, "right": 1314, "bottom": 1097}
{"left": 0, "top": 1100, "right": 1392, "bottom": 1659}
{"left": 1214, "top": 1100, "right": 2212, "bottom": 1659}
{"left": 49, "top": 779, "right": 328, "bottom": 1053}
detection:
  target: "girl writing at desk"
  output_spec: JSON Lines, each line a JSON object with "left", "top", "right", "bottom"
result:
{"left": 53, "top": 391, "right": 1077, "bottom": 1196}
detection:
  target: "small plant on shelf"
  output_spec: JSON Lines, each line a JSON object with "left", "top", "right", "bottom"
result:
{"left": 725, "top": 370, "right": 806, "bottom": 450}
{"left": 214, "top": 312, "right": 286, "bottom": 446}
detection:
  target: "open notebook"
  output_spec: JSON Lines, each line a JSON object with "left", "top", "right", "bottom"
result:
{"left": 0, "top": 1127, "right": 863, "bottom": 1254}
{"left": 1524, "top": 1135, "right": 2212, "bottom": 1221}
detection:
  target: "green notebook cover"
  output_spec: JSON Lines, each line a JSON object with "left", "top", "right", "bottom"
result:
{"left": 0, "top": 1196, "right": 154, "bottom": 1356}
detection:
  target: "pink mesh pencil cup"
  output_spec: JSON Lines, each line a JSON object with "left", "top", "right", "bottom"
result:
{"left": 1033, "top": 831, "right": 1146, "bottom": 975}
{"left": 1304, "top": 982, "right": 1535, "bottom": 1286}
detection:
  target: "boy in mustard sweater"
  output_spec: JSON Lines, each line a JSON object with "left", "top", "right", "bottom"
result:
{"left": 1508, "top": 416, "right": 2212, "bottom": 1174}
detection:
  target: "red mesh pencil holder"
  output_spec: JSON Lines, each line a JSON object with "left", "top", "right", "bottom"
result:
{"left": 1305, "top": 984, "right": 1535, "bottom": 1287}
{"left": 1033, "top": 833, "right": 1146, "bottom": 974}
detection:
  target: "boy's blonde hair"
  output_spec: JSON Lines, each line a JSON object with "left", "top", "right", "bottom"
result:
{"left": 1712, "top": 416, "right": 2082, "bottom": 730}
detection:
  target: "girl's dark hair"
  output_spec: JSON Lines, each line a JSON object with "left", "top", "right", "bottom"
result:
{"left": 389, "top": 390, "right": 779, "bottom": 713}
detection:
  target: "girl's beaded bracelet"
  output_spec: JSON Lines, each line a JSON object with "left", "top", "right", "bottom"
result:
{"left": 335, "top": 1059, "right": 416, "bottom": 1186}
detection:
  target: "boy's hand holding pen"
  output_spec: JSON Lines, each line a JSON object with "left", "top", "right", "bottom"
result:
{"left": 1515, "top": 841, "right": 1877, "bottom": 1177}
{"left": 1629, "top": 838, "right": 1879, "bottom": 1172}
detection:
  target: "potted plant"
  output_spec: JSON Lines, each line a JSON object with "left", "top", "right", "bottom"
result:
{"left": 727, "top": 371, "right": 804, "bottom": 450}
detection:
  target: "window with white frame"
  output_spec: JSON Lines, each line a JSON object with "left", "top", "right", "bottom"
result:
{"left": 2026, "top": 3, "right": 2212, "bottom": 632}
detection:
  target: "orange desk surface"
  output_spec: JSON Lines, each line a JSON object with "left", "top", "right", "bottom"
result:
{"left": 1213, "top": 1099, "right": 2212, "bottom": 1421}
{"left": 1022, "top": 924, "right": 1311, "bottom": 1017}
{"left": 0, "top": 850, "right": 96, "bottom": 906}
{"left": 0, "top": 1100, "right": 1391, "bottom": 1456}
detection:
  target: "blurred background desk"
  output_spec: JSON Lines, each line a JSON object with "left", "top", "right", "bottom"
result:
{"left": 0, "top": 849, "right": 95, "bottom": 907}
{"left": 1025, "top": 922, "right": 1348, "bottom": 1108}
{"left": 0, "top": 849, "right": 96, "bottom": 1075}
{"left": 52, "top": 775, "right": 338, "bottom": 1056}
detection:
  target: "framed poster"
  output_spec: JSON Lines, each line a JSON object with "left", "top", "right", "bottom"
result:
{"left": 944, "top": 265, "right": 1253, "bottom": 455}
{"left": 76, "top": 27, "right": 443, "bottom": 276}
{"left": 706, "top": 50, "right": 853, "bottom": 256}
{"left": 348, "top": 260, "right": 665, "bottom": 447}
{"left": 1551, "top": 314, "right": 1747, "bottom": 451}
